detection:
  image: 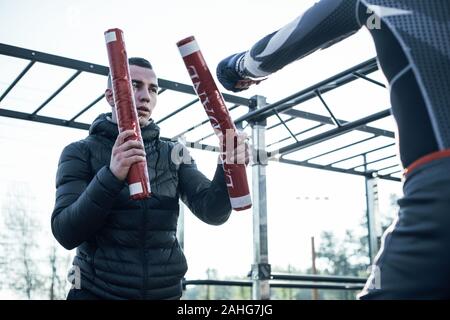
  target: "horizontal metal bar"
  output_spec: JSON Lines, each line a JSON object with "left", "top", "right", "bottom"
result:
{"left": 0, "top": 108, "right": 219, "bottom": 155}
{"left": 349, "top": 154, "right": 397, "bottom": 171}
{"left": 0, "top": 43, "right": 250, "bottom": 106}
{"left": 184, "top": 279, "right": 251, "bottom": 287}
{"left": 171, "top": 104, "right": 241, "bottom": 140}
{"left": 195, "top": 132, "right": 214, "bottom": 143}
{"left": 0, "top": 43, "right": 108, "bottom": 75}
{"left": 278, "top": 157, "right": 401, "bottom": 182}
{"left": 277, "top": 109, "right": 391, "bottom": 157}
{"left": 31, "top": 70, "right": 82, "bottom": 116}
{"left": 267, "top": 116, "right": 295, "bottom": 131}
{"left": 0, "top": 108, "right": 90, "bottom": 130}
{"left": 353, "top": 71, "right": 386, "bottom": 88}
{"left": 158, "top": 78, "right": 251, "bottom": 106}
{"left": 68, "top": 93, "right": 105, "bottom": 122}
{"left": 271, "top": 273, "right": 367, "bottom": 284}
{"left": 183, "top": 279, "right": 364, "bottom": 290}
{"left": 327, "top": 143, "right": 396, "bottom": 166}
{"left": 283, "top": 108, "right": 394, "bottom": 139}
{"left": 183, "top": 141, "right": 219, "bottom": 152}
{"left": 266, "top": 124, "right": 324, "bottom": 149}
{"left": 228, "top": 104, "right": 243, "bottom": 112}
{"left": 172, "top": 121, "right": 208, "bottom": 139}
{"left": 279, "top": 158, "right": 372, "bottom": 178}
{"left": 156, "top": 98, "right": 198, "bottom": 125}
{"left": 271, "top": 283, "right": 364, "bottom": 290}
{"left": 373, "top": 163, "right": 400, "bottom": 174}
{"left": 234, "top": 58, "right": 378, "bottom": 124}
{"left": 192, "top": 103, "right": 247, "bottom": 143}
{"left": 303, "top": 136, "right": 377, "bottom": 162}
{"left": 379, "top": 169, "right": 402, "bottom": 177}
{"left": 0, "top": 60, "right": 35, "bottom": 102}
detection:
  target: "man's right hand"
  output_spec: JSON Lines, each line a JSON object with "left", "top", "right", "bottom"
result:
{"left": 110, "top": 130, "right": 146, "bottom": 181}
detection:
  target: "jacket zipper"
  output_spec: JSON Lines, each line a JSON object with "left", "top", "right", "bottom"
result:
{"left": 141, "top": 199, "right": 148, "bottom": 299}
{"left": 141, "top": 142, "right": 153, "bottom": 299}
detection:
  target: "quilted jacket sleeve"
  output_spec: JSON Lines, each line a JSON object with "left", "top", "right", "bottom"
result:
{"left": 51, "top": 141, "right": 124, "bottom": 250}
{"left": 176, "top": 144, "right": 232, "bottom": 225}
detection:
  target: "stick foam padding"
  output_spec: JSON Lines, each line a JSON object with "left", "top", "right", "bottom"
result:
{"left": 177, "top": 36, "right": 252, "bottom": 211}
{"left": 105, "top": 28, "right": 151, "bottom": 200}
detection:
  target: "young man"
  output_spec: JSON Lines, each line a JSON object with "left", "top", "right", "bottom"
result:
{"left": 217, "top": 0, "right": 450, "bottom": 299}
{"left": 52, "top": 57, "right": 248, "bottom": 299}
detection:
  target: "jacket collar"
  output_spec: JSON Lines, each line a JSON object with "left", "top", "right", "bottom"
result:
{"left": 89, "top": 113, "right": 160, "bottom": 143}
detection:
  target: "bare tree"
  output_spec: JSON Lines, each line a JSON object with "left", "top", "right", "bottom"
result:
{"left": 1, "top": 183, "right": 44, "bottom": 299}
{"left": 48, "top": 243, "right": 72, "bottom": 300}
{"left": 0, "top": 232, "right": 8, "bottom": 291}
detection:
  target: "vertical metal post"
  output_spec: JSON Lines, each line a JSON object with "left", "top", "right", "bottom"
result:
{"left": 250, "top": 95, "right": 271, "bottom": 300}
{"left": 364, "top": 155, "right": 381, "bottom": 264}
{"left": 177, "top": 201, "right": 185, "bottom": 251}
{"left": 178, "top": 200, "right": 186, "bottom": 293}
{"left": 177, "top": 136, "right": 186, "bottom": 253}
{"left": 311, "top": 236, "right": 319, "bottom": 300}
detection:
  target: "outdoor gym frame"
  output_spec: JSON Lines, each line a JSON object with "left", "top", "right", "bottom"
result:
{"left": 0, "top": 42, "right": 399, "bottom": 299}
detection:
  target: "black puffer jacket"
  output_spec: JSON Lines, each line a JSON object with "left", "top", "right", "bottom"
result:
{"left": 51, "top": 113, "right": 232, "bottom": 299}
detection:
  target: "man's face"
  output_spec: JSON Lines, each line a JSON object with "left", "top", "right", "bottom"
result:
{"left": 106, "top": 65, "right": 158, "bottom": 127}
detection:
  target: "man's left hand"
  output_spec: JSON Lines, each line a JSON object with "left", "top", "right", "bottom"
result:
{"left": 219, "top": 131, "right": 250, "bottom": 166}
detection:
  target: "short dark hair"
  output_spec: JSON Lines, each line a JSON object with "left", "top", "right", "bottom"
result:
{"left": 107, "top": 57, "right": 153, "bottom": 88}
{"left": 128, "top": 57, "right": 153, "bottom": 69}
